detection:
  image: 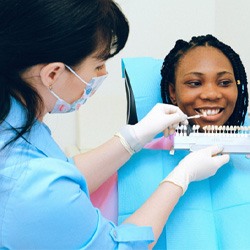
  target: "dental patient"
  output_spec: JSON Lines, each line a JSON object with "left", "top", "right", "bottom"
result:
{"left": 118, "top": 34, "right": 250, "bottom": 249}
{"left": 146, "top": 34, "right": 249, "bottom": 149}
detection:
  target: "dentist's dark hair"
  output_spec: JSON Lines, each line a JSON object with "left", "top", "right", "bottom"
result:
{"left": 160, "top": 34, "right": 248, "bottom": 126}
{"left": 0, "top": 0, "right": 129, "bottom": 149}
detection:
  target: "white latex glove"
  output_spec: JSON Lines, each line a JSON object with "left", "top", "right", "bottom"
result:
{"left": 131, "top": 103, "right": 188, "bottom": 147}
{"left": 162, "top": 145, "right": 230, "bottom": 194}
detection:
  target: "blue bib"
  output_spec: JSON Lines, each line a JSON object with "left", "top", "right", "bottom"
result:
{"left": 118, "top": 149, "right": 250, "bottom": 249}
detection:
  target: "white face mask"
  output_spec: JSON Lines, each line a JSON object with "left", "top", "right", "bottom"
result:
{"left": 50, "top": 65, "right": 107, "bottom": 113}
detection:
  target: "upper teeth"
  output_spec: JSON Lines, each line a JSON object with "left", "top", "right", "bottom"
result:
{"left": 199, "top": 109, "right": 220, "bottom": 116}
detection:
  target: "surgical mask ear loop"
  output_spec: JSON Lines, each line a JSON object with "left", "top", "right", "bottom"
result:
{"left": 65, "top": 65, "right": 89, "bottom": 86}
{"left": 48, "top": 82, "right": 66, "bottom": 102}
{"left": 49, "top": 83, "right": 62, "bottom": 100}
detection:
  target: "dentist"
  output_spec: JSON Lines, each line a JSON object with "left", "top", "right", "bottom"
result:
{"left": 0, "top": 0, "right": 229, "bottom": 249}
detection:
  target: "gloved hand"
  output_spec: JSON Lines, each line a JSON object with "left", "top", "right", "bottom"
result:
{"left": 132, "top": 103, "right": 188, "bottom": 146}
{"left": 161, "top": 145, "right": 230, "bottom": 194}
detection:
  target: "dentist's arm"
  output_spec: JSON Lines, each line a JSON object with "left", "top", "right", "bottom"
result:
{"left": 74, "top": 104, "right": 187, "bottom": 193}
{"left": 123, "top": 145, "right": 230, "bottom": 249}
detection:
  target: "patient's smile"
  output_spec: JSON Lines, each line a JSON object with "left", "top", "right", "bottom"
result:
{"left": 194, "top": 108, "right": 226, "bottom": 125}
{"left": 195, "top": 108, "right": 222, "bottom": 116}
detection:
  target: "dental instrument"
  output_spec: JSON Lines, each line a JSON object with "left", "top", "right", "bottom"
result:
{"left": 187, "top": 114, "right": 207, "bottom": 119}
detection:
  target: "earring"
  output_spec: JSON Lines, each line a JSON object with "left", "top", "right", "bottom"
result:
{"left": 237, "top": 80, "right": 241, "bottom": 85}
{"left": 171, "top": 99, "right": 177, "bottom": 104}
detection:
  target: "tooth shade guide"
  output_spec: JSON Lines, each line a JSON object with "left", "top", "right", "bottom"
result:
{"left": 175, "top": 125, "right": 250, "bottom": 136}
{"left": 174, "top": 125, "right": 250, "bottom": 154}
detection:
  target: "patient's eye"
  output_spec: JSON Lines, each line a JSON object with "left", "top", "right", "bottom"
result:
{"left": 185, "top": 81, "right": 201, "bottom": 87}
{"left": 219, "top": 80, "right": 233, "bottom": 87}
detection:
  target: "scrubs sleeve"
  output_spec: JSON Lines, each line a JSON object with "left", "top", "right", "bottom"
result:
{"left": 67, "top": 156, "right": 75, "bottom": 164}
{"left": 4, "top": 158, "right": 154, "bottom": 249}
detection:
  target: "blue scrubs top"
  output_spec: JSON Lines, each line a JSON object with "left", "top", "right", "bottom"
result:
{"left": 0, "top": 98, "right": 154, "bottom": 249}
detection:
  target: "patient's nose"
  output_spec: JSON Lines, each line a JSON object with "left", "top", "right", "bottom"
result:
{"left": 200, "top": 83, "right": 222, "bottom": 100}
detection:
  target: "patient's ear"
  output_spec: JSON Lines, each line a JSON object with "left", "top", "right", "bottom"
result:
{"left": 168, "top": 83, "right": 177, "bottom": 104}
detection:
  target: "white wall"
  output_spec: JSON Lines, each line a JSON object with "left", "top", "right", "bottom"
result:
{"left": 215, "top": 0, "right": 250, "bottom": 109}
{"left": 44, "top": 0, "right": 250, "bottom": 153}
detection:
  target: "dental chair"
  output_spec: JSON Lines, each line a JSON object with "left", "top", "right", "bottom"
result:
{"left": 118, "top": 57, "right": 250, "bottom": 250}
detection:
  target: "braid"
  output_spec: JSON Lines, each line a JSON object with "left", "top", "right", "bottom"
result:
{"left": 160, "top": 34, "right": 249, "bottom": 126}
{"left": 214, "top": 43, "right": 248, "bottom": 126}
{"left": 161, "top": 39, "right": 189, "bottom": 103}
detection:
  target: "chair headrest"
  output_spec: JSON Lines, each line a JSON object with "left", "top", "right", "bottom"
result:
{"left": 122, "top": 57, "right": 163, "bottom": 121}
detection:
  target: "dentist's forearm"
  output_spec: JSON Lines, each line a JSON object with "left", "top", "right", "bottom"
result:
{"left": 123, "top": 181, "right": 182, "bottom": 248}
{"left": 74, "top": 136, "right": 131, "bottom": 193}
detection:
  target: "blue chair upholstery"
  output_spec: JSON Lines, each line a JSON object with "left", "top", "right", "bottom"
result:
{"left": 122, "top": 57, "right": 163, "bottom": 124}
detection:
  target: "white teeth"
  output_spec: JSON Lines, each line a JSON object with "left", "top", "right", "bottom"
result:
{"left": 199, "top": 109, "right": 220, "bottom": 116}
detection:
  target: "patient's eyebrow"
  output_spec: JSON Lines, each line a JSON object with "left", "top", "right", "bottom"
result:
{"left": 183, "top": 71, "right": 234, "bottom": 77}
{"left": 217, "top": 71, "right": 234, "bottom": 76}
{"left": 183, "top": 72, "right": 204, "bottom": 77}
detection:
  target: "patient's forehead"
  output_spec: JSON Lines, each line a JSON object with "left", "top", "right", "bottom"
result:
{"left": 176, "top": 46, "right": 234, "bottom": 77}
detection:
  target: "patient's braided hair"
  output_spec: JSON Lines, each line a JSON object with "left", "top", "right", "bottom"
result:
{"left": 160, "top": 34, "right": 249, "bottom": 126}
